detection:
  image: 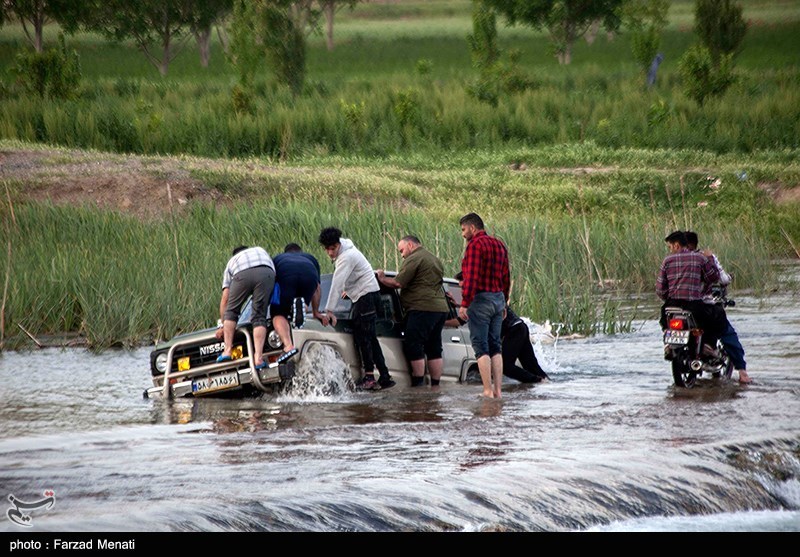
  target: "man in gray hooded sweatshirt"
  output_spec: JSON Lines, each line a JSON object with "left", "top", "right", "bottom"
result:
{"left": 319, "top": 227, "right": 395, "bottom": 391}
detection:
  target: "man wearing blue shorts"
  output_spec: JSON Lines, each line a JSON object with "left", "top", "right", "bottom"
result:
{"left": 271, "top": 243, "right": 326, "bottom": 359}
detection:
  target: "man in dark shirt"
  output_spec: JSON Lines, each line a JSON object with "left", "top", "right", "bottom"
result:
{"left": 377, "top": 235, "right": 450, "bottom": 387}
{"left": 458, "top": 213, "right": 510, "bottom": 399}
{"left": 271, "top": 243, "right": 326, "bottom": 358}
{"left": 501, "top": 305, "right": 550, "bottom": 384}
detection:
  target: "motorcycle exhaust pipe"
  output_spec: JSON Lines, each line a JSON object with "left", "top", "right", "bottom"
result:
{"left": 690, "top": 360, "right": 703, "bottom": 371}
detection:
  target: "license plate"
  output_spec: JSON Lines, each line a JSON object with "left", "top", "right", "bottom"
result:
{"left": 192, "top": 371, "right": 240, "bottom": 394}
{"left": 664, "top": 330, "right": 689, "bottom": 345}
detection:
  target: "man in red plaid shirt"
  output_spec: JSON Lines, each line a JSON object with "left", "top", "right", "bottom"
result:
{"left": 458, "top": 213, "right": 510, "bottom": 398}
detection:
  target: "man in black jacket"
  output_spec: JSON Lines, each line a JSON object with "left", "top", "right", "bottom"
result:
{"left": 500, "top": 305, "right": 550, "bottom": 384}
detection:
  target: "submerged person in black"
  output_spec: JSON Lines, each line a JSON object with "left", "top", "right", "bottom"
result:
{"left": 501, "top": 305, "right": 549, "bottom": 384}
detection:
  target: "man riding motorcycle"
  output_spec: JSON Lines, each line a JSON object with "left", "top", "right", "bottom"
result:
{"left": 656, "top": 230, "right": 726, "bottom": 358}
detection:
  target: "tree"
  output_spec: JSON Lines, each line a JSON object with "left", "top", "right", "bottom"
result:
{"left": 694, "top": 0, "right": 746, "bottom": 65}
{"left": 622, "top": 0, "right": 670, "bottom": 77}
{"left": 678, "top": 43, "right": 734, "bottom": 105}
{"left": 678, "top": 0, "right": 744, "bottom": 105}
{"left": 77, "top": 0, "right": 219, "bottom": 76}
{"left": 228, "top": 0, "right": 261, "bottom": 86}
{"left": 467, "top": 0, "right": 500, "bottom": 105}
{"left": 484, "top": 0, "right": 623, "bottom": 64}
{"left": 468, "top": 0, "right": 501, "bottom": 69}
{"left": 466, "top": 1, "right": 532, "bottom": 106}
{"left": 228, "top": 0, "right": 323, "bottom": 95}
{"left": 12, "top": 33, "right": 81, "bottom": 98}
{"left": 3, "top": 0, "right": 76, "bottom": 52}
{"left": 318, "top": 0, "right": 357, "bottom": 51}
{"left": 192, "top": 0, "right": 233, "bottom": 68}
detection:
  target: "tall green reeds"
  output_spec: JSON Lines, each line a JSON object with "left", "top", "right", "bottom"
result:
{"left": 0, "top": 200, "right": 777, "bottom": 349}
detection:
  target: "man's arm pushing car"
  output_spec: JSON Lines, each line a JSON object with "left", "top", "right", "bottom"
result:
{"left": 215, "top": 287, "right": 230, "bottom": 341}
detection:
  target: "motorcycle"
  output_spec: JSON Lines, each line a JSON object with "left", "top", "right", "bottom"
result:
{"left": 662, "top": 292, "right": 734, "bottom": 388}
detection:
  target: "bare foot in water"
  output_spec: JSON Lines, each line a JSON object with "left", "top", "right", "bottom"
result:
{"left": 737, "top": 369, "right": 753, "bottom": 384}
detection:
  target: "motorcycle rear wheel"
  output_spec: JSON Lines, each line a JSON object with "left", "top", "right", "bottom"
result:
{"left": 672, "top": 359, "right": 698, "bottom": 388}
{"left": 721, "top": 350, "right": 734, "bottom": 380}
{"left": 711, "top": 347, "right": 734, "bottom": 380}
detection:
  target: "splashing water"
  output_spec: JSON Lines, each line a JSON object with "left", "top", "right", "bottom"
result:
{"left": 277, "top": 343, "right": 356, "bottom": 403}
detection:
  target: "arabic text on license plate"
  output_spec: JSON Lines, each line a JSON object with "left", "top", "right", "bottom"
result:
{"left": 192, "top": 371, "right": 240, "bottom": 394}
{"left": 665, "top": 330, "right": 689, "bottom": 345}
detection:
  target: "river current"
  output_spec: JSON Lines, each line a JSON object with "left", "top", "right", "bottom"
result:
{"left": 1, "top": 280, "right": 798, "bottom": 533}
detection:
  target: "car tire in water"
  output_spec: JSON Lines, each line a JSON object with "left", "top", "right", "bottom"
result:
{"left": 464, "top": 364, "right": 481, "bottom": 384}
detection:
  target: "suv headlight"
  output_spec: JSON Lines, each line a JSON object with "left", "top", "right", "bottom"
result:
{"left": 267, "top": 330, "right": 282, "bottom": 349}
{"left": 155, "top": 352, "right": 168, "bottom": 373}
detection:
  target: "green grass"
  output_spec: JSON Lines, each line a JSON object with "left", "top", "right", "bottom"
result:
{"left": 1, "top": 136, "right": 796, "bottom": 349}
{"left": 0, "top": 3, "right": 798, "bottom": 159}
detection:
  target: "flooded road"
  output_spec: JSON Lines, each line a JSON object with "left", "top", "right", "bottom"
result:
{"left": 1, "top": 286, "right": 798, "bottom": 532}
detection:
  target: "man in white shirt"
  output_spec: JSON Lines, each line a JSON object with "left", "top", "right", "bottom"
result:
{"left": 215, "top": 245, "right": 275, "bottom": 370}
{"left": 319, "top": 227, "right": 394, "bottom": 391}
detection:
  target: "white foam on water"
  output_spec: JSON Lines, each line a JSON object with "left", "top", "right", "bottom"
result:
{"left": 584, "top": 509, "right": 800, "bottom": 532}
{"left": 523, "top": 318, "right": 570, "bottom": 376}
{"left": 276, "top": 343, "right": 357, "bottom": 403}
{"left": 758, "top": 476, "right": 800, "bottom": 510}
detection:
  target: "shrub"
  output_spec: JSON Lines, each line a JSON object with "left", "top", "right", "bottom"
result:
{"left": 393, "top": 88, "right": 420, "bottom": 129}
{"left": 12, "top": 35, "right": 81, "bottom": 99}
{"left": 695, "top": 0, "right": 747, "bottom": 64}
{"left": 231, "top": 84, "right": 253, "bottom": 114}
{"left": 415, "top": 58, "right": 433, "bottom": 76}
{"left": 679, "top": 45, "right": 736, "bottom": 106}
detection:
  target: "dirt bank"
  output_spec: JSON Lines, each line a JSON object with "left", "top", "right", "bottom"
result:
{"left": 1, "top": 146, "right": 797, "bottom": 220}
{"left": 0, "top": 147, "right": 226, "bottom": 220}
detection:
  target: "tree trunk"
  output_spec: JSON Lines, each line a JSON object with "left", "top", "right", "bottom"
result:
{"left": 324, "top": 1, "right": 335, "bottom": 51}
{"left": 216, "top": 25, "right": 229, "bottom": 55}
{"left": 160, "top": 33, "right": 171, "bottom": 76}
{"left": 560, "top": 22, "right": 576, "bottom": 65}
{"left": 551, "top": 20, "right": 575, "bottom": 65}
{"left": 159, "top": 9, "right": 171, "bottom": 76}
{"left": 35, "top": 18, "right": 44, "bottom": 52}
{"left": 195, "top": 27, "right": 212, "bottom": 68}
{"left": 585, "top": 19, "right": 601, "bottom": 45}
{"left": 22, "top": 11, "right": 45, "bottom": 52}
